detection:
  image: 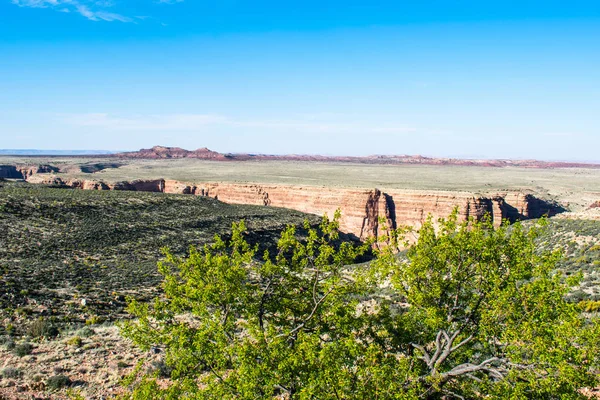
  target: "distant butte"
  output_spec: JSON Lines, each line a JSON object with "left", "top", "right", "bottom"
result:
{"left": 116, "top": 146, "right": 600, "bottom": 169}
{"left": 118, "top": 146, "right": 227, "bottom": 160}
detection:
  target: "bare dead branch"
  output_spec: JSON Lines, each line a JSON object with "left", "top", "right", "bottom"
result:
{"left": 428, "top": 330, "right": 444, "bottom": 368}
{"left": 440, "top": 357, "right": 500, "bottom": 379}
{"left": 450, "top": 334, "right": 473, "bottom": 353}
{"left": 411, "top": 343, "right": 432, "bottom": 365}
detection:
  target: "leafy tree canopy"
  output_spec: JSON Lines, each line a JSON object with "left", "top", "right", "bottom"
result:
{"left": 120, "top": 210, "right": 600, "bottom": 399}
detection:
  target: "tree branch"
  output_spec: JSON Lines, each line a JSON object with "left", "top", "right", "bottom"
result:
{"left": 440, "top": 357, "right": 500, "bottom": 380}
{"left": 277, "top": 286, "right": 336, "bottom": 339}
{"left": 258, "top": 278, "right": 273, "bottom": 333}
{"left": 411, "top": 343, "right": 431, "bottom": 365}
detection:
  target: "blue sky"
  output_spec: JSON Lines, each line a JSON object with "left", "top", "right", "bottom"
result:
{"left": 1, "top": 1, "right": 599, "bottom": 160}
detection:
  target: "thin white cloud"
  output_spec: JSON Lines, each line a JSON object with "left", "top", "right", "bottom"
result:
{"left": 58, "top": 113, "right": 227, "bottom": 131}
{"left": 75, "top": 4, "right": 131, "bottom": 22}
{"left": 12, "top": 0, "right": 67, "bottom": 7}
{"left": 56, "top": 112, "right": 417, "bottom": 135}
{"left": 11, "top": 0, "right": 131, "bottom": 22}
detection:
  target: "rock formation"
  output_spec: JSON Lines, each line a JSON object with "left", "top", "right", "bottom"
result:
{"left": 118, "top": 146, "right": 226, "bottom": 160}
{"left": 0, "top": 165, "right": 22, "bottom": 179}
{"left": 114, "top": 146, "right": 600, "bottom": 169}
{"left": 24, "top": 174, "right": 565, "bottom": 240}
{"left": 589, "top": 201, "right": 600, "bottom": 209}
{"left": 0, "top": 164, "right": 59, "bottom": 179}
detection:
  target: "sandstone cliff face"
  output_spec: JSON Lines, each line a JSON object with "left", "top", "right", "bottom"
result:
{"left": 24, "top": 175, "right": 562, "bottom": 240}
{"left": 0, "top": 164, "right": 59, "bottom": 179}
{"left": 17, "top": 165, "right": 60, "bottom": 179}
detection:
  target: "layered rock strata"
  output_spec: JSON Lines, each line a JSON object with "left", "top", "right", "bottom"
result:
{"left": 25, "top": 175, "right": 564, "bottom": 240}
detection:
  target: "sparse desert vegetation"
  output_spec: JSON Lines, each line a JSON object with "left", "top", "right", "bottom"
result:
{"left": 2, "top": 167, "right": 600, "bottom": 398}
{"left": 0, "top": 181, "right": 317, "bottom": 331}
{"left": 533, "top": 218, "right": 600, "bottom": 301}
{"left": 0, "top": 181, "right": 322, "bottom": 398}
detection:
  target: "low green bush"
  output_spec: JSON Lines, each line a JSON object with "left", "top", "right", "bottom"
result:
{"left": 1, "top": 367, "right": 21, "bottom": 379}
{"left": 26, "top": 318, "right": 59, "bottom": 339}
{"left": 13, "top": 342, "right": 33, "bottom": 357}
{"left": 66, "top": 336, "right": 82, "bottom": 347}
{"left": 46, "top": 374, "right": 71, "bottom": 390}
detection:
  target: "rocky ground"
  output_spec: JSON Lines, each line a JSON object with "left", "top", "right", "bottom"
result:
{"left": 0, "top": 324, "right": 158, "bottom": 400}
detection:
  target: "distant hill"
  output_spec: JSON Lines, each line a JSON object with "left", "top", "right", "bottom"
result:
{"left": 116, "top": 145, "right": 600, "bottom": 169}
{"left": 118, "top": 145, "right": 226, "bottom": 160}
{"left": 3, "top": 146, "right": 599, "bottom": 168}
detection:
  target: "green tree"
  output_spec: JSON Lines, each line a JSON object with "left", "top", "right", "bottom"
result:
{"left": 120, "top": 211, "right": 600, "bottom": 399}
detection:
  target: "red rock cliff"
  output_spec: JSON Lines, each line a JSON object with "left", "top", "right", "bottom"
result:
{"left": 167, "top": 181, "right": 549, "bottom": 238}
{"left": 26, "top": 175, "right": 561, "bottom": 239}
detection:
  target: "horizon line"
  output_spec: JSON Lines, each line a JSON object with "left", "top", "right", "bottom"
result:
{"left": 1, "top": 147, "right": 600, "bottom": 165}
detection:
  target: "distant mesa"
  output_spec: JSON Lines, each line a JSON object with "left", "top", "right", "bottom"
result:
{"left": 2, "top": 145, "right": 599, "bottom": 168}
{"left": 115, "top": 146, "right": 600, "bottom": 169}
{"left": 118, "top": 146, "right": 227, "bottom": 160}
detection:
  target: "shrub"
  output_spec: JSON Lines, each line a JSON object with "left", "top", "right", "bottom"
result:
{"left": 75, "top": 326, "right": 95, "bottom": 338}
{"left": 85, "top": 316, "right": 103, "bottom": 326}
{"left": 13, "top": 343, "right": 33, "bottom": 357}
{"left": 46, "top": 374, "right": 71, "bottom": 390}
{"left": 1, "top": 367, "right": 21, "bottom": 379}
{"left": 3, "top": 339, "right": 15, "bottom": 351}
{"left": 26, "top": 318, "right": 59, "bottom": 339}
{"left": 579, "top": 300, "right": 600, "bottom": 312}
{"left": 66, "top": 336, "right": 82, "bottom": 347}
{"left": 5, "top": 323, "right": 15, "bottom": 336}
{"left": 121, "top": 212, "right": 600, "bottom": 399}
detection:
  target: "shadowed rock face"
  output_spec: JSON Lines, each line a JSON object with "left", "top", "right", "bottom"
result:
{"left": 0, "top": 164, "right": 59, "bottom": 179}
{"left": 0, "top": 165, "right": 22, "bottom": 179}
{"left": 18, "top": 165, "right": 60, "bottom": 179}
{"left": 522, "top": 194, "right": 568, "bottom": 218}
{"left": 78, "top": 163, "right": 123, "bottom": 173}
{"left": 25, "top": 174, "right": 566, "bottom": 239}
{"left": 498, "top": 193, "right": 568, "bottom": 221}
